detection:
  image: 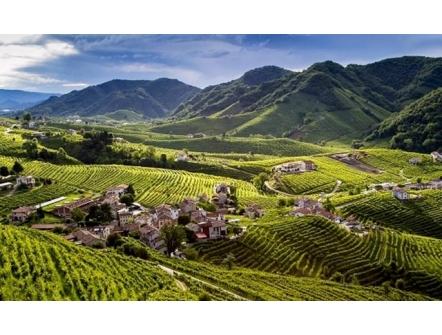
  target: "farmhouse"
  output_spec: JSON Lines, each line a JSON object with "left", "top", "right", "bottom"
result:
{"left": 408, "top": 157, "right": 422, "bottom": 165}
{"left": 52, "top": 197, "right": 98, "bottom": 219}
{"left": 117, "top": 209, "right": 133, "bottom": 225}
{"left": 244, "top": 203, "right": 265, "bottom": 219}
{"left": 73, "top": 230, "right": 105, "bottom": 247}
{"left": 140, "top": 225, "right": 166, "bottom": 253}
{"left": 106, "top": 184, "right": 129, "bottom": 197}
{"left": 295, "top": 197, "right": 323, "bottom": 210}
{"left": 10, "top": 206, "right": 36, "bottom": 223}
{"left": 392, "top": 187, "right": 409, "bottom": 200}
{"left": 180, "top": 198, "right": 198, "bottom": 214}
{"left": 274, "top": 160, "right": 316, "bottom": 173}
{"left": 16, "top": 175, "right": 35, "bottom": 188}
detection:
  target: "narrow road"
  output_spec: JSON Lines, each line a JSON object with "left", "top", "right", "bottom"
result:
{"left": 6, "top": 184, "right": 18, "bottom": 197}
{"left": 174, "top": 279, "right": 188, "bottom": 291}
{"left": 324, "top": 180, "right": 342, "bottom": 198}
{"left": 158, "top": 264, "right": 249, "bottom": 301}
{"left": 264, "top": 181, "right": 294, "bottom": 197}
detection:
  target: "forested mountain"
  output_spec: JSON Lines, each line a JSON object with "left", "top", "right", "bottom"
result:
{"left": 26, "top": 78, "right": 200, "bottom": 118}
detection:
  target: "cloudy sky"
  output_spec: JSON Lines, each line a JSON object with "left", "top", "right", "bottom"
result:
{"left": 2, "top": 34, "right": 442, "bottom": 94}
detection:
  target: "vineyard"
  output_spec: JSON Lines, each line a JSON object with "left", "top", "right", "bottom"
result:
{"left": 0, "top": 225, "right": 431, "bottom": 301}
{"left": 194, "top": 216, "right": 442, "bottom": 299}
{"left": 340, "top": 190, "right": 442, "bottom": 239}
{"left": 0, "top": 183, "right": 77, "bottom": 215}
{"left": 0, "top": 225, "right": 199, "bottom": 300}
{"left": 0, "top": 157, "right": 278, "bottom": 209}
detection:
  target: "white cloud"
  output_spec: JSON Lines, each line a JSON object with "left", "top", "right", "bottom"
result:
{"left": 0, "top": 35, "right": 78, "bottom": 90}
{"left": 62, "top": 83, "right": 89, "bottom": 87}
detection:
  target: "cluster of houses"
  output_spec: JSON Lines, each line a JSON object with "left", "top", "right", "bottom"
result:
{"left": 288, "top": 197, "right": 369, "bottom": 233}
{"left": 11, "top": 181, "right": 262, "bottom": 254}
{"left": 273, "top": 160, "right": 315, "bottom": 173}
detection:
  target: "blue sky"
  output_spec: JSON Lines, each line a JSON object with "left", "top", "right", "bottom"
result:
{"left": 2, "top": 34, "right": 442, "bottom": 94}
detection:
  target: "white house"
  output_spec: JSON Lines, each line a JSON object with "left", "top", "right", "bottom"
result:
{"left": 177, "top": 152, "right": 188, "bottom": 161}
{"left": 16, "top": 175, "right": 35, "bottom": 188}
{"left": 392, "top": 187, "right": 409, "bottom": 200}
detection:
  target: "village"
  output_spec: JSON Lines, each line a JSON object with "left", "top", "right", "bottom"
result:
{"left": 5, "top": 150, "right": 442, "bottom": 256}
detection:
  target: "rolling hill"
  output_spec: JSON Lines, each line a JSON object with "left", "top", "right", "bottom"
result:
{"left": 152, "top": 56, "right": 442, "bottom": 145}
{"left": 365, "top": 87, "right": 442, "bottom": 153}
{"left": 25, "top": 78, "right": 200, "bottom": 118}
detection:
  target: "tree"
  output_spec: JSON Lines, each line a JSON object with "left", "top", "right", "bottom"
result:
{"left": 222, "top": 253, "right": 236, "bottom": 270}
{"left": 417, "top": 177, "right": 422, "bottom": 184}
{"left": 160, "top": 224, "right": 186, "bottom": 255}
{"left": 0, "top": 166, "right": 9, "bottom": 176}
{"left": 382, "top": 281, "right": 390, "bottom": 297}
{"left": 23, "top": 112, "right": 32, "bottom": 122}
{"left": 106, "top": 232, "right": 122, "bottom": 247}
{"left": 126, "top": 184, "right": 136, "bottom": 196}
{"left": 277, "top": 198, "right": 287, "bottom": 208}
{"left": 23, "top": 139, "right": 39, "bottom": 159}
{"left": 183, "top": 248, "right": 199, "bottom": 261}
{"left": 97, "top": 203, "right": 112, "bottom": 223}
{"left": 71, "top": 207, "right": 85, "bottom": 224}
{"left": 12, "top": 161, "right": 24, "bottom": 174}
{"left": 178, "top": 215, "right": 191, "bottom": 226}
{"left": 198, "top": 292, "right": 211, "bottom": 301}
{"left": 120, "top": 193, "right": 134, "bottom": 206}
{"left": 395, "top": 278, "right": 405, "bottom": 291}
{"left": 253, "top": 172, "right": 269, "bottom": 191}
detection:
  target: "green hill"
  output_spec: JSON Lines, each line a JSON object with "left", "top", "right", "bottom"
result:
{"left": 195, "top": 215, "right": 442, "bottom": 299}
{"left": 156, "top": 56, "right": 442, "bottom": 145}
{"left": 26, "top": 78, "right": 200, "bottom": 118}
{"left": 365, "top": 88, "right": 442, "bottom": 153}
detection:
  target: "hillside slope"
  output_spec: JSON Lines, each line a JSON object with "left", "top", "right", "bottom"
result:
{"left": 365, "top": 87, "right": 442, "bottom": 153}
{"left": 157, "top": 56, "right": 442, "bottom": 144}
{"left": 26, "top": 78, "right": 200, "bottom": 118}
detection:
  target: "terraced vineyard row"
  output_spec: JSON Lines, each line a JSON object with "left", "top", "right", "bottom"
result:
{"left": 340, "top": 191, "right": 442, "bottom": 239}
{"left": 280, "top": 172, "right": 336, "bottom": 194}
{"left": 0, "top": 183, "right": 77, "bottom": 214}
{"left": 0, "top": 225, "right": 196, "bottom": 300}
{"left": 3, "top": 158, "right": 274, "bottom": 209}
{"left": 142, "top": 137, "right": 334, "bottom": 157}
{"left": 152, "top": 248, "right": 432, "bottom": 301}
{"left": 195, "top": 215, "right": 442, "bottom": 299}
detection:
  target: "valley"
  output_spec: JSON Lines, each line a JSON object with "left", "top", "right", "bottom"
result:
{"left": 2, "top": 55, "right": 442, "bottom": 302}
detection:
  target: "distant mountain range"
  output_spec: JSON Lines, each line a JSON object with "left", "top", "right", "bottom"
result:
{"left": 19, "top": 56, "right": 442, "bottom": 147}
{"left": 26, "top": 78, "right": 200, "bottom": 119}
{"left": 0, "top": 89, "right": 61, "bottom": 111}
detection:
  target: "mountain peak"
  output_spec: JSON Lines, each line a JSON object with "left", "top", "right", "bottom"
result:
{"left": 241, "top": 65, "right": 292, "bottom": 86}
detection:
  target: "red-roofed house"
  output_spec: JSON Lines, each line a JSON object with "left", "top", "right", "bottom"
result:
{"left": 53, "top": 198, "right": 98, "bottom": 219}
{"left": 10, "top": 206, "right": 36, "bottom": 223}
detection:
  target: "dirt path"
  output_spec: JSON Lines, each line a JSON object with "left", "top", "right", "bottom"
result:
{"left": 5, "top": 184, "right": 18, "bottom": 197}
{"left": 325, "top": 180, "right": 342, "bottom": 198}
{"left": 158, "top": 264, "right": 249, "bottom": 301}
{"left": 174, "top": 279, "right": 188, "bottom": 291}
{"left": 264, "top": 181, "right": 294, "bottom": 197}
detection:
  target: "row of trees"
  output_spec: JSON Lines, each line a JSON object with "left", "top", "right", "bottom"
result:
{"left": 0, "top": 161, "right": 24, "bottom": 176}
